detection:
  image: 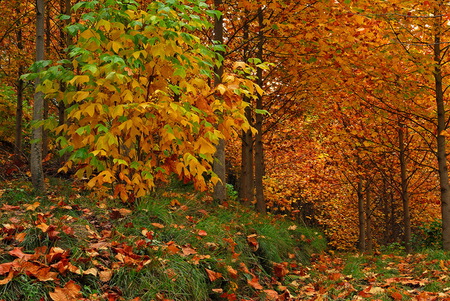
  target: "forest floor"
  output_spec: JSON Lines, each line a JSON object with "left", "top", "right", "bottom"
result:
{"left": 1, "top": 150, "right": 450, "bottom": 300}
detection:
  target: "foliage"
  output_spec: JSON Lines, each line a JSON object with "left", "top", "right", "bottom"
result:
{"left": 29, "top": 0, "right": 260, "bottom": 201}
{"left": 413, "top": 219, "right": 443, "bottom": 250}
{"left": 0, "top": 178, "right": 326, "bottom": 300}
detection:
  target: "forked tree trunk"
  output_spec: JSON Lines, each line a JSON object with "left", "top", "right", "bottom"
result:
{"left": 31, "top": 0, "right": 45, "bottom": 194}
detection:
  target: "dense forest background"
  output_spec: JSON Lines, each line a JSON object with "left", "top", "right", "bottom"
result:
{"left": 2, "top": 0, "right": 450, "bottom": 254}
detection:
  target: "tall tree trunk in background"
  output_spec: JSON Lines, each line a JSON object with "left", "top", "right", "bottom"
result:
{"left": 398, "top": 119, "right": 411, "bottom": 253}
{"left": 365, "top": 182, "right": 373, "bottom": 252}
{"left": 14, "top": 20, "right": 24, "bottom": 159}
{"left": 254, "top": 7, "right": 265, "bottom": 213}
{"left": 31, "top": 0, "right": 45, "bottom": 194}
{"left": 239, "top": 16, "right": 254, "bottom": 204}
{"left": 432, "top": 8, "right": 450, "bottom": 250}
{"left": 42, "top": 0, "right": 52, "bottom": 158}
{"left": 357, "top": 176, "right": 366, "bottom": 252}
{"left": 212, "top": 0, "right": 226, "bottom": 202}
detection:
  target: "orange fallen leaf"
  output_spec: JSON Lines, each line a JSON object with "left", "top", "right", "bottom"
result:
{"left": 151, "top": 223, "right": 165, "bottom": 229}
{"left": 49, "top": 280, "right": 82, "bottom": 301}
{"left": 198, "top": 230, "right": 208, "bottom": 236}
{"left": 99, "top": 269, "right": 113, "bottom": 282}
{"left": 248, "top": 277, "right": 263, "bottom": 290}
{"left": 205, "top": 268, "right": 223, "bottom": 282}
{"left": 263, "top": 289, "right": 279, "bottom": 301}
{"left": 24, "top": 202, "right": 40, "bottom": 211}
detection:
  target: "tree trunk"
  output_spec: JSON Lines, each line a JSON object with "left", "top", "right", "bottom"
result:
{"left": 365, "top": 182, "right": 373, "bottom": 252}
{"left": 31, "top": 0, "right": 45, "bottom": 194}
{"left": 239, "top": 17, "right": 254, "bottom": 204}
{"left": 14, "top": 8, "right": 24, "bottom": 159}
{"left": 433, "top": 22, "right": 450, "bottom": 250}
{"left": 254, "top": 7, "right": 265, "bottom": 213}
{"left": 212, "top": 0, "right": 226, "bottom": 202}
{"left": 357, "top": 177, "right": 366, "bottom": 252}
{"left": 398, "top": 120, "right": 411, "bottom": 253}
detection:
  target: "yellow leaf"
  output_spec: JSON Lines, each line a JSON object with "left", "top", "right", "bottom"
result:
{"left": 72, "top": 91, "right": 90, "bottom": 102}
{"left": 216, "top": 84, "right": 227, "bottom": 95}
{"left": 24, "top": 202, "right": 40, "bottom": 211}
{"left": 68, "top": 75, "right": 90, "bottom": 86}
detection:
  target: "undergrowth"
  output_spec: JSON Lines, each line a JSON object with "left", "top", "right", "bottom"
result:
{"left": 0, "top": 178, "right": 326, "bottom": 300}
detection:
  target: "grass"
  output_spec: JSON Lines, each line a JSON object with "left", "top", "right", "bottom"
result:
{"left": 0, "top": 178, "right": 327, "bottom": 300}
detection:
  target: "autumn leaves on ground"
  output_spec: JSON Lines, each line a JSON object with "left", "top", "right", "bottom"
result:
{"left": 1, "top": 176, "right": 450, "bottom": 301}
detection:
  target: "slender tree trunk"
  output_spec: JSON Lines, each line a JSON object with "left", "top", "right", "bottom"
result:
{"left": 31, "top": 0, "right": 46, "bottom": 194}
{"left": 15, "top": 20, "right": 24, "bottom": 159}
{"left": 212, "top": 0, "right": 226, "bottom": 202}
{"left": 432, "top": 10, "right": 450, "bottom": 250}
{"left": 254, "top": 7, "right": 265, "bottom": 213}
{"left": 42, "top": 0, "right": 52, "bottom": 158}
{"left": 398, "top": 120, "right": 411, "bottom": 253}
{"left": 357, "top": 177, "right": 366, "bottom": 252}
{"left": 15, "top": 64, "right": 24, "bottom": 159}
{"left": 365, "top": 182, "right": 373, "bottom": 252}
{"left": 15, "top": 7, "right": 24, "bottom": 159}
{"left": 239, "top": 17, "right": 254, "bottom": 204}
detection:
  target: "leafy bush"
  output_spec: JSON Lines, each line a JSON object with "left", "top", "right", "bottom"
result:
{"left": 413, "top": 219, "right": 442, "bottom": 250}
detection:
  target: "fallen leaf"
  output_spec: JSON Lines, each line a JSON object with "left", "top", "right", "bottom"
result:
{"left": 248, "top": 277, "right": 263, "bottom": 290}
{"left": 198, "top": 230, "right": 208, "bottom": 236}
{"left": 151, "top": 223, "right": 165, "bottom": 229}
{"left": 49, "top": 280, "right": 82, "bottom": 301}
{"left": 205, "top": 268, "right": 223, "bottom": 282}
{"left": 99, "top": 269, "right": 113, "bottom": 282}
{"left": 24, "top": 202, "right": 40, "bottom": 211}
{"left": 263, "top": 289, "right": 279, "bottom": 300}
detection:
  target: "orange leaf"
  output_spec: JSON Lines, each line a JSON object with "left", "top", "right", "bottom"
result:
{"left": 9, "top": 247, "right": 33, "bottom": 260}
{"left": 49, "top": 280, "right": 82, "bottom": 301}
{"left": 151, "top": 223, "right": 165, "bottom": 229}
{"left": 205, "top": 268, "right": 223, "bottom": 282}
{"left": 167, "top": 243, "right": 180, "bottom": 255}
{"left": 248, "top": 277, "right": 263, "bottom": 290}
{"left": 198, "top": 230, "right": 208, "bottom": 236}
{"left": 181, "top": 246, "right": 197, "bottom": 256}
{"left": 0, "top": 270, "right": 15, "bottom": 285}
{"left": 226, "top": 265, "right": 238, "bottom": 279}
{"left": 263, "top": 289, "right": 279, "bottom": 301}
{"left": 390, "top": 291, "right": 403, "bottom": 300}
{"left": 24, "top": 202, "right": 40, "bottom": 211}
{"left": 100, "top": 269, "right": 113, "bottom": 282}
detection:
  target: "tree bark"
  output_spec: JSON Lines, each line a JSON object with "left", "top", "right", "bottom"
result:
{"left": 357, "top": 177, "right": 366, "bottom": 252}
{"left": 433, "top": 22, "right": 450, "bottom": 250}
{"left": 239, "top": 17, "right": 254, "bottom": 204}
{"left": 254, "top": 7, "right": 265, "bottom": 213}
{"left": 398, "top": 120, "right": 411, "bottom": 253}
{"left": 15, "top": 21, "right": 24, "bottom": 159}
{"left": 31, "top": 0, "right": 45, "bottom": 194}
{"left": 212, "top": 0, "right": 226, "bottom": 202}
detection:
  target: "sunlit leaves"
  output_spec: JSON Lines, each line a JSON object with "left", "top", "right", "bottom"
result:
{"left": 34, "top": 0, "right": 260, "bottom": 200}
